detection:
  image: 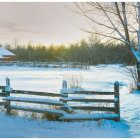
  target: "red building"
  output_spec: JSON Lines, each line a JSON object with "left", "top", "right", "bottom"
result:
{"left": 0, "top": 47, "right": 15, "bottom": 62}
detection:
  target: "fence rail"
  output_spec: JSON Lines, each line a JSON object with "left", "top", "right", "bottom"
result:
{"left": 3, "top": 97, "right": 64, "bottom": 106}
{"left": 68, "top": 91, "right": 115, "bottom": 95}
{"left": 0, "top": 78, "right": 120, "bottom": 121}
{"left": 0, "top": 61, "right": 90, "bottom": 69}
{"left": 60, "top": 98, "right": 115, "bottom": 103}
{"left": 9, "top": 105, "right": 65, "bottom": 117}
{"left": 71, "top": 106, "right": 115, "bottom": 111}
{"left": 11, "top": 90, "right": 63, "bottom": 97}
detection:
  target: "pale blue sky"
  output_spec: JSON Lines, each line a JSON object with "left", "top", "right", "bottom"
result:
{"left": 0, "top": 2, "right": 90, "bottom": 46}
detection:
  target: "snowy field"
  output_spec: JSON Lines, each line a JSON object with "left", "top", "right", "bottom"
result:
{"left": 0, "top": 64, "right": 139, "bottom": 138}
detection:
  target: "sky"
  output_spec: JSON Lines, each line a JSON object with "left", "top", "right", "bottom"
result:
{"left": 0, "top": 2, "right": 90, "bottom": 47}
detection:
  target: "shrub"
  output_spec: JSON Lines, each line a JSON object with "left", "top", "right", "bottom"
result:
{"left": 63, "top": 74, "right": 83, "bottom": 89}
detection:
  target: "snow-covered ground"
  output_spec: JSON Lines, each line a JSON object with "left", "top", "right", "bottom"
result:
{"left": 0, "top": 113, "right": 130, "bottom": 138}
{"left": 0, "top": 64, "right": 139, "bottom": 138}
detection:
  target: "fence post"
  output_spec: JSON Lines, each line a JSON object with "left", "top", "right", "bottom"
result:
{"left": 62, "top": 80, "right": 67, "bottom": 104}
{"left": 5, "top": 77, "right": 11, "bottom": 115}
{"left": 33, "top": 62, "right": 35, "bottom": 67}
{"left": 62, "top": 80, "right": 67, "bottom": 89}
{"left": 61, "top": 80, "right": 72, "bottom": 113}
{"left": 88, "top": 62, "right": 90, "bottom": 70}
{"left": 114, "top": 81, "right": 120, "bottom": 121}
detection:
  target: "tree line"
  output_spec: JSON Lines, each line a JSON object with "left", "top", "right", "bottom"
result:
{"left": 3, "top": 36, "right": 135, "bottom": 65}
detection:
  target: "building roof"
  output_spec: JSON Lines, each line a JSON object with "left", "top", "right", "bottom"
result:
{"left": 0, "top": 47, "right": 15, "bottom": 56}
{"left": 0, "top": 54, "right": 7, "bottom": 59}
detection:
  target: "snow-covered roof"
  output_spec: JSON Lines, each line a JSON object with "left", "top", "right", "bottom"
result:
{"left": 0, "top": 54, "right": 6, "bottom": 59}
{"left": 0, "top": 54, "right": 10, "bottom": 59}
{"left": 0, "top": 47, "right": 15, "bottom": 56}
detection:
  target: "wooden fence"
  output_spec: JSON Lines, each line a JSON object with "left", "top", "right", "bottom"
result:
{"left": 0, "top": 78, "right": 120, "bottom": 121}
{"left": 0, "top": 61, "right": 90, "bottom": 69}
{"left": 59, "top": 80, "right": 120, "bottom": 121}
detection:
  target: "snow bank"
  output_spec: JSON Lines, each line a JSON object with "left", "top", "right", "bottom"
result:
{"left": 60, "top": 113, "right": 119, "bottom": 120}
{"left": 0, "top": 113, "right": 130, "bottom": 138}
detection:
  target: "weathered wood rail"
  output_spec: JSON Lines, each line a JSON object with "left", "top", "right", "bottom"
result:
{"left": 0, "top": 78, "right": 120, "bottom": 121}
{"left": 10, "top": 90, "right": 63, "bottom": 97}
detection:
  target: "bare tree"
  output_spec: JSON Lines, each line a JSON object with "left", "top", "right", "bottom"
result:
{"left": 74, "top": 2, "right": 140, "bottom": 89}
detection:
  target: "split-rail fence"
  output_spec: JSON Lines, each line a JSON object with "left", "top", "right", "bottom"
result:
{"left": 0, "top": 78, "right": 120, "bottom": 121}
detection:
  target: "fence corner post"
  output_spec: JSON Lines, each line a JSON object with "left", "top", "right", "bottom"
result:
{"left": 5, "top": 77, "right": 11, "bottom": 115}
{"left": 114, "top": 81, "right": 120, "bottom": 121}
